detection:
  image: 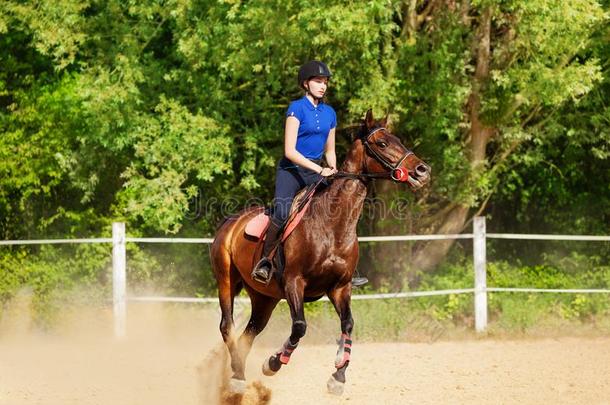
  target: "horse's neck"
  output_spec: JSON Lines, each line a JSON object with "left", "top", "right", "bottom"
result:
{"left": 321, "top": 179, "right": 367, "bottom": 239}
{"left": 313, "top": 142, "right": 368, "bottom": 242}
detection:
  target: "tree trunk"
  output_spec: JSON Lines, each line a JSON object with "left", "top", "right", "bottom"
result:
{"left": 411, "top": 204, "right": 470, "bottom": 272}
{"left": 410, "top": 6, "right": 494, "bottom": 273}
{"left": 361, "top": 180, "right": 415, "bottom": 289}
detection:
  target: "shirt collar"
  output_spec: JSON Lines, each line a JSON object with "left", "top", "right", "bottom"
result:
{"left": 301, "top": 95, "right": 324, "bottom": 111}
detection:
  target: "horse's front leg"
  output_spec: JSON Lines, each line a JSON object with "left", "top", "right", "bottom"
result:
{"left": 327, "top": 283, "right": 354, "bottom": 395}
{"left": 262, "top": 277, "right": 306, "bottom": 376}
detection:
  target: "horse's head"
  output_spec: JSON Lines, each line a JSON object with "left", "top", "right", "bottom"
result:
{"left": 357, "top": 109, "right": 430, "bottom": 190}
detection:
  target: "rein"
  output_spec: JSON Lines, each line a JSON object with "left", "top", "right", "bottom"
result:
{"left": 331, "top": 171, "right": 392, "bottom": 182}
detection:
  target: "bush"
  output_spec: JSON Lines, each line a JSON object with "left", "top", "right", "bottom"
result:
{"left": 2, "top": 245, "right": 609, "bottom": 336}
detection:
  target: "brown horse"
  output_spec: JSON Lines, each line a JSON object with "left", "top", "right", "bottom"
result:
{"left": 210, "top": 110, "right": 430, "bottom": 396}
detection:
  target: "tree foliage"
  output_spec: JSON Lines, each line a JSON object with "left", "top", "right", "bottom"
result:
{"left": 0, "top": 0, "right": 609, "bottom": 296}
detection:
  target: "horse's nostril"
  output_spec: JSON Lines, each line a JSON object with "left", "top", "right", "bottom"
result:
{"left": 415, "top": 164, "right": 428, "bottom": 176}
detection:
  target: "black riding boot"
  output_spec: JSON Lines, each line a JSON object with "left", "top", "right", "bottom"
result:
{"left": 251, "top": 221, "right": 282, "bottom": 284}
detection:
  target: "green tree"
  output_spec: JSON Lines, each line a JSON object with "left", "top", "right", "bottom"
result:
{"left": 389, "top": 0, "right": 608, "bottom": 274}
{"left": 1, "top": 0, "right": 608, "bottom": 298}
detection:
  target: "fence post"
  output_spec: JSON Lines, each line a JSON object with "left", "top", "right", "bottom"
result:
{"left": 473, "top": 216, "right": 487, "bottom": 332}
{"left": 112, "top": 222, "right": 127, "bottom": 338}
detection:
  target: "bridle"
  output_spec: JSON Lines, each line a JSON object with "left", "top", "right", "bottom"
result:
{"left": 361, "top": 127, "right": 413, "bottom": 181}
{"left": 333, "top": 126, "right": 413, "bottom": 183}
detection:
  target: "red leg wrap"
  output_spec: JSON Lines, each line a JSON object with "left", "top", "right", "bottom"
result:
{"left": 278, "top": 340, "right": 298, "bottom": 364}
{"left": 334, "top": 333, "right": 352, "bottom": 368}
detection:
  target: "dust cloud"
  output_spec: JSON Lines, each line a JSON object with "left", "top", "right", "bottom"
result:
{"left": 2, "top": 293, "right": 610, "bottom": 405}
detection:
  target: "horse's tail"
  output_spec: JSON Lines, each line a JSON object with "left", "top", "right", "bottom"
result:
{"left": 215, "top": 213, "right": 238, "bottom": 232}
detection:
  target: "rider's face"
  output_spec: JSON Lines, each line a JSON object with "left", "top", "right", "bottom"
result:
{"left": 305, "top": 76, "right": 328, "bottom": 98}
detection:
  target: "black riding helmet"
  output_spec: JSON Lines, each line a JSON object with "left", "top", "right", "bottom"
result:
{"left": 298, "top": 60, "right": 332, "bottom": 89}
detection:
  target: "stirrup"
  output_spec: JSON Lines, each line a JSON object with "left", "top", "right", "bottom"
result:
{"left": 351, "top": 277, "right": 368, "bottom": 288}
{"left": 252, "top": 257, "right": 273, "bottom": 285}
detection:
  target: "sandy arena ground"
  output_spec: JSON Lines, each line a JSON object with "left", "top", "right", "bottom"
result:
{"left": 1, "top": 302, "right": 609, "bottom": 405}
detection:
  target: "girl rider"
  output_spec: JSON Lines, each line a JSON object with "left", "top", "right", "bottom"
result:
{"left": 251, "top": 60, "right": 335, "bottom": 284}
{"left": 251, "top": 61, "right": 366, "bottom": 287}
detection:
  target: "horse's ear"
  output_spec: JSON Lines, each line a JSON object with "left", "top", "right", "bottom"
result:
{"left": 365, "top": 109, "right": 374, "bottom": 129}
{"left": 381, "top": 113, "right": 391, "bottom": 128}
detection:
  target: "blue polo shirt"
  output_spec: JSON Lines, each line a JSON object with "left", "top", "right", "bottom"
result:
{"left": 286, "top": 96, "right": 337, "bottom": 159}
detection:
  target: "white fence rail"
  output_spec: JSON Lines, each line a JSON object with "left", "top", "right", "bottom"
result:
{"left": 2, "top": 217, "right": 609, "bottom": 337}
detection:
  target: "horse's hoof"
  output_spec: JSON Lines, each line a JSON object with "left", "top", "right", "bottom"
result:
{"left": 262, "top": 355, "right": 281, "bottom": 376}
{"left": 228, "top": 378, "right": 247, "bottom": 394}
{"left": 327, "top": 376, "right": 345, "bottom": 395}
{"left": 262, "top": 357, "right": 276, "bottom": 376}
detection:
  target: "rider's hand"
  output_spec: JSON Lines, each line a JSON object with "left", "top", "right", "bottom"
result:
{"left": 320, "top": 167, "right": 338, "bottom": 177}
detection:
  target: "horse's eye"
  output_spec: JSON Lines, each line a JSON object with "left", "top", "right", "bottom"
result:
{"left": 376, "top": 141, "right": 388, "bottom": 148}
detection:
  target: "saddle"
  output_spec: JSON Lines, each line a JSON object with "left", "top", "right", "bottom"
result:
{"left": 244, "top": 188, "right": 315, "bottom": 241}
{"left": 245, "top": 181, "right": 321, "bottom": 282}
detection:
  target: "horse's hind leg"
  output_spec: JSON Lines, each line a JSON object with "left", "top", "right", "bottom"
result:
{"left": 211, "top": 245, "right": 246, "bottom": 393}
{"left": 327, "top": 284, "right": 354, "bottom": 395}
{"left": 236, "top": 289, "right": 279, "bottom": 370}
{"left": 262, "top": 277, "right": 306, "bottom": 376}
